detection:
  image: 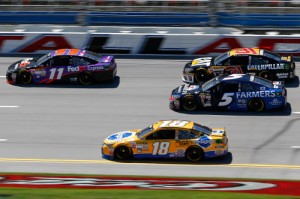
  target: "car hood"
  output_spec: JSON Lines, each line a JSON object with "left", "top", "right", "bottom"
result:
{"left": 172, "top": 84, "right": 202, "bottom": 95}
{"left": 103, "top": 129, "right": 140, "bottom": 145}
{"left": 7, "top": 58, "right": 37, "bottom": 72}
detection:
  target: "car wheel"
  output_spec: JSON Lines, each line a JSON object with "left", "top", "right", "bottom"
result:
{"left": 248, "top": 98, "right": 265, "bottom": 112}
{"left": 259, "top": 71, "right": 273, "bottom": 81}
{"left": 185, "top": 146, "right": 203, "bottom": 162}
{"left": 182, "top": 95, "right": 198, "bottom": 111}
{"left": 17, "top": 71, "right": 32, "bottom": 85}
{"left": 114, "top": 146, "right": 133, "bottom": 160}
{"left": 78, "top": 72, "right": 93, "bottom": 85}
{"left": 195, "top": 69, "right": 210, "bottom": 83}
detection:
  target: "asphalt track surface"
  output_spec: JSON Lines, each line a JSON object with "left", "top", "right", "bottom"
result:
{"left": 1, "top": 57, "right": 300, "bottom": 180}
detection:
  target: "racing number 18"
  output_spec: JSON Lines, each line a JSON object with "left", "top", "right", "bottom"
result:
{"left": 152, "top": 142, "right": 170, "bottom": 155}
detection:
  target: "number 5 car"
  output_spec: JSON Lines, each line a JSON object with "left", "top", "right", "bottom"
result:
{"left": 101, "top": 120, "right": 228, "bottom": 161}
{"left": 170, "top": 74, "right": 287, "bottom": 112}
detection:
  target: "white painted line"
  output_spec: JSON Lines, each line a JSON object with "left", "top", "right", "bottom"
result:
{"left": 0, "top": 139, "right": 7, "bottom": 142}
{"left": 291, "top": 146, "right": 300, "bottom": 149}
{"left": 0, "top": 76, "right": 5, "bottom": 78}
{"left": 0, "top": 106, "right": 19, "bottom": 108}
{"left": 293, "top": 112, "right": 300, "bottom": 114}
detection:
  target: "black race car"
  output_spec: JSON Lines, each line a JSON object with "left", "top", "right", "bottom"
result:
{"left": 182, "top": 47, "right": 296, "bottom": 83}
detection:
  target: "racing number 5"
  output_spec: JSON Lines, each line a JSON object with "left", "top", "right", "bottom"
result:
{"left": 218, "top": 93, "right": 235, "bottom": 106}
{"left": 152, "top": 142, "right": 170, "bottom": 155}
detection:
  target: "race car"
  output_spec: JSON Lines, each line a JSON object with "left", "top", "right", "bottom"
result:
{"left": 102, "top": 120, "right": 228, "bottom": 161}
{"left": 170, "top": 74, "right": 287, "bottom": 112}
{"left": 182, "top": 47, "right": 296, "bottom": 83}
{"left": 6, "top": 48, "right": 117, "bottom": 85}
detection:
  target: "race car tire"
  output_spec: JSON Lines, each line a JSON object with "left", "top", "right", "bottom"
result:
{"left": 17, "top": 70, "right": 32, "bottom": 85}
{"left": 259, "top": 70, "right": 273, "bottom": 81}
{"left": 248, "top": 98, "right": 265, "bottom": 112}
{"left": 114, "top": 145, "right": 133, "bottom": 160}
{"left": 78, "top": 72, "right": 93, "bottom": 85}
{"left": 185, "top": 146, "right": 204, "bottom": 162}
{"left": 195, "top": 69, "right": 210, "bottom": 83}
{"left": 182, "top": 95, "right": 198, "bottom": 111}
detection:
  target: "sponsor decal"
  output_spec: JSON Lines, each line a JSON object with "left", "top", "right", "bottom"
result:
{"left": 276, "top": 73, "right": 289, "bottom": 79}
{"left": 236, "top": 91, "right": 275, "bottom": 98}
{"left": 215, "top": 150, "right": 224, "bottom": 155}
{"left": 87, "top": 66, "right": 104, "bottom": 71}
{"left": 67, "top": 66, "right": 79, "bottom": 72}
{"left": 136, "top": 142, "right": 148, "bottom": 150}
{"left": 176, "top": 140, "right": 193, "bottom": 147}
{"left": 191, "top": 57, "right": 212, "bottom": 67}
{"left": 269, "top": 98, "right": 282, "bottom": 106}
{"left": 247, "top": 63, "right": 285, "bottom": 70}
{"left": 198, "top": 136, "right": 213, "bottom": 148}
{"left": 107, "top": 131, "right": 133, "bottom": 142}
{"left": 175, "top": 149, "right": 185, "bottom": 157}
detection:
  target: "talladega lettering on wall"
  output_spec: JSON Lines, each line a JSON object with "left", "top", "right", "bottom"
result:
{"left": 0, "top": 33, "right": 300, "bottom": 56}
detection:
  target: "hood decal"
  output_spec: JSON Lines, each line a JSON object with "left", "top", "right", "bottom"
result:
{"left": 107, "top": 131, "right": 134, "bottom": 142}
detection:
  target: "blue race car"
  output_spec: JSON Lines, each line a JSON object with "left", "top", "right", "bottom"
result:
{"left": 6, "top": 48, "right": 117, "bottom": 85}
{"left": 170, "top": 74, "right": 287, "bottom": 112}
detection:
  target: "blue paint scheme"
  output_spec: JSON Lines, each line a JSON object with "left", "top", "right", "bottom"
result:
{"left": 204, "top": 149, "right": 228, "bottom": 158}
{"left": 122, "top": 132, "right": 133, "bottom": 138}
{"left": 107, "top": 134, "right": 118, "bottom": 141}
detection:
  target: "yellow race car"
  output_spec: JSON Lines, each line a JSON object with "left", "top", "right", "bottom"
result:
{"left": 101, "top": 120, "right": 228, "bottom": 161}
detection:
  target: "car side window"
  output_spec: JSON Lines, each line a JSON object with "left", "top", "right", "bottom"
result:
{"left": 146, "top": 130, "right": 176, "bottom": 140}
{"left": 222, "top": 83, "right": 239, "bottom": 92}
{"left": 241, "top": 83, "right": 258, "bottom": 92}
{"left": 72, "top": 56, "right": 97, "bottom": 66}
{"left": 251, "top": 56, "right": 276, "bottom": 65}
{"left": 178, "top": 130, "right": 199, "bottom": 139}
{"left": 51, "top": 56, "right": 70, "bottom": 66}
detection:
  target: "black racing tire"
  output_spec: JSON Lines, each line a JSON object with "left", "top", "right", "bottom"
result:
{"left": 259, "top": 70, "right": 274, "bottom": 81}
{"left": 248, "top": 98, "right": 265, "bottom": 112}
{"left": 195, "top": 69, "right": 210, "bottom": 83}
{"left": 114, "top": 145, "right": 133, "bottom": 160}
{"left": 185, "top": 146, "right": 204, "bottom": 162}
{"left": 182, "top": 95, "right": 198, "bottom": 111}
{"left": 78, "top": 72, "right": 93, "bottom": 85}
{"left": 17, "top": 70, "right": 32, "bottom": 85}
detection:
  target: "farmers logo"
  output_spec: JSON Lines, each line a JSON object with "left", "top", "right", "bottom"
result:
{"left": 198, "top": 136, "right": 212, "bottom": 148}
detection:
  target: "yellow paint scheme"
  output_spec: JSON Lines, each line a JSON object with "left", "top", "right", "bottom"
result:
{"left": 281, "top": 56, "right": 291, "bottom": 62}
{"left": 229, "top": 47, "right": 260, "bottom": 56}
{"left": 102, "top": 120, "right": 228, "bottom": 160}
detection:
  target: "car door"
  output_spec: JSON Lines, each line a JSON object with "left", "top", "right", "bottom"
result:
{"left": 144, "top": 129, "right": 177, "bottom": 158}
{"left": 47, "top": 56, "right": 71, "bottom": 82}
{"left": 216, "top": 82, "right": 240, "bottom": 108}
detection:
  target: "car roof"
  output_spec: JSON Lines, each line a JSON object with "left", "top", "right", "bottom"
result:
{"left": 50, "top": 48, "right": 87, "bottom": 57}
{"left": 229, "top": 47, "right": 262, "bottom": 56}
{"left": 152, "top": 120, "right": 194, "bottom": 130}
{"left": 219, "top": 74, "right": 252, "bottom": 82}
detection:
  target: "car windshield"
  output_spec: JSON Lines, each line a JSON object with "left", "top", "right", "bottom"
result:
{"left": 85, "top": 51, "right": 102, "bottom": 61}
{"left": 36, "top": 53, "right": 51, "bottom": 65}
{"left": 137, "top": 125, "right": 153, "bottom": 139}
{"left": 201, "top": 77, "right": 220, "bottom": 91}
{"left": 252, "top": 75, "right": 273, "bottom": 88}
{"left": 193, "top": 123, "right": 212, "bottom": 135}
{"left": 264, "top": 51, "right": 281, "bottom": 62}
{"left": 213, "top": 52, "right": 230, "bottom": 65}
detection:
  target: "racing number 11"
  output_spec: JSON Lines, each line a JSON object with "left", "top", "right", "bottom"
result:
{"left": 152, "top": 142, "right": 170, "bottom": 155}
{"left": 49, "top": 68, "right": 64, "bottom": 80}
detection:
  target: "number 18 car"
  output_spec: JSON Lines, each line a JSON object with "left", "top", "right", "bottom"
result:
{"left": 170, "top": 74, "right": 287, "bottom": 112}
{"left": 101, "top": 120, "right": 228, "bottom": 162}
{"left": 6, "top": 48, "right": 117, "bottom": 85}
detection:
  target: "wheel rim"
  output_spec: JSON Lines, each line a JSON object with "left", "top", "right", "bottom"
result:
{"left": 186, "top": 147, "right": 202, "bottom": 161}
{"left": 115, "top": 146, "right": 132, "bottom": 160}
{"left": 18, "top": 71, "right": 32, "bottom": 84}
{"left": 183, "top": 97, "right": 197, "bottom": 111}
{"left": 79, "top": 73, "right": 93, "bottom": 85}
{"left": 195, "top": 70, "right": 208, "bottom": 82}
{"left": 249, "top": 99, "right": 264, "bottom": 112}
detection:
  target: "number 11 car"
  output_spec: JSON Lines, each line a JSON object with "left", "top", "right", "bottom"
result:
{"left": 101, "top": 120, "right": 228, "bottom": 162}
{"left": 6, "top": 48, "right": 117, "bottom": 85}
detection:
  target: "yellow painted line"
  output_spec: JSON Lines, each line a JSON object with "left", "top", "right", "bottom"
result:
{"left": 0, "top": 158, "right": 300, "bottom": 170}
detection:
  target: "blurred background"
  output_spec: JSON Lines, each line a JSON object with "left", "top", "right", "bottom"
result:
{"left": 0, "top": 0, "right": 300, "bottom": 29}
